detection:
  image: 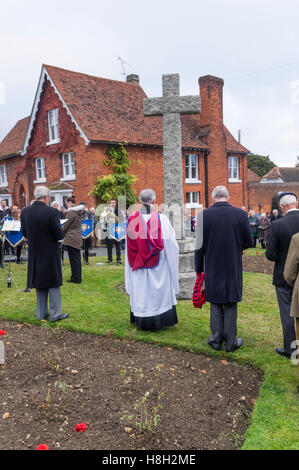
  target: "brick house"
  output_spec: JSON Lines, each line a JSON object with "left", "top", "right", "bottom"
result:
{"left": 0, "top": 65, "right": 250, "bottom": 210}
{"left": 248, "top": 166, "right": 299, "bottom": 212}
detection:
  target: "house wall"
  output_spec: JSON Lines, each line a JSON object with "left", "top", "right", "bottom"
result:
{"left": 248, "top": 181, "right": 299, "bottom": 212}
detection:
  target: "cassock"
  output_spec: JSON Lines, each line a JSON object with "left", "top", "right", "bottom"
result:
{"left": 125, "top": 209, "right": 179, "bottom": 331}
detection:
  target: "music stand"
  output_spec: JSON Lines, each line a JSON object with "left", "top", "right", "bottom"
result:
{"left": 1, "top": 219, "right": 22, "bottom": 288}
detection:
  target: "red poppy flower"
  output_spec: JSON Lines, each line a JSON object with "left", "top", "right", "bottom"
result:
{"left": 36, "top": 444, "right": 49, "bottom": 450}
{"left": 0, "top": 330, "right": 6, "bottom": 336}
{"left": 75, "top": 423, "right": 87, "bottom": 432}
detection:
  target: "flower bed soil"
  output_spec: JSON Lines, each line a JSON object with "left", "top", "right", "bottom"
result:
{"left": 0, "top": 321, "right": 262, "bottom": 450}
{"left": 243, "top": 256, "right": 274, "bottom": 275}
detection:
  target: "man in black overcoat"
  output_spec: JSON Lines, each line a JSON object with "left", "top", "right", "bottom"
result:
{"left": 20, "top": 186, "right": 69, "bottom": 322}
{"left": 266, "top": 192, "right": 299, "bottom": 358}
{"left": 195, "top": 186, "right": 253, "bottom": 352}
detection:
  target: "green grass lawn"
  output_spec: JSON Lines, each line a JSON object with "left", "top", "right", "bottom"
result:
{"left": 244, "top": 247, "right": 266, "bottom": 256}
{"left": 0, "top": 257, "right": 298, "bottom": 450}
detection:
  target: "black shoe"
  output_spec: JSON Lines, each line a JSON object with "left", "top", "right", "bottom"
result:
{"left": 117, "top": 261, "right": 122, "bottom": 265}
{"left": 275, "top": 347, "right": 291, "bottom": 359}
{"left": 50, "top": 314, "right": 70, "bottom": 322}
{"left": 208, "top": 337, "right": 222, "bottom": 351}
{"left": 24, "top": 288, "right": 31, "bottom": 293}
{"left": 226, "top": 338, "right": 242, "bottom": 353}
{"left": 107, "top": 260, "right": 112, "bottom": 263}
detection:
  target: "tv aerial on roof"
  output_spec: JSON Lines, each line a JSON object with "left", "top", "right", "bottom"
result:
{"left": 118, "top": 57, "right": 132, "bottom": 79}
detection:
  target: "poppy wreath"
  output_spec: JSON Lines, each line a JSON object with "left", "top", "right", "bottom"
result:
{"left": 192, "top": 272, "right": 206, "bottom": 309}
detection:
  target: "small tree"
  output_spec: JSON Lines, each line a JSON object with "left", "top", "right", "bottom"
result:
{"left": 90, "top": 144, "right": 138, "bottom": 206}
{"left": 247, "top": 154, "right": 276, "bottom": 177}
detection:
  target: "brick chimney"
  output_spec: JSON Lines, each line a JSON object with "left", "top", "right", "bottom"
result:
{"left": 126, "top": 74, "right": 140, "bottom": 84}
{"left": 198, "top": 75, "right": 224, "bottom": 129}
{"left": 198, "top": 75, "right": 227, "bottom": 205}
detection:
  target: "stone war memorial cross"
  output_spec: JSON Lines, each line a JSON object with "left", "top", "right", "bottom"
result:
{"left": 143, "top": 74, "right": 202, "bottom": 298}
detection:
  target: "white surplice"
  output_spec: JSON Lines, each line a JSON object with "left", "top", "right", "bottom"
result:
{"left": 125, "top": 213, "right": 179, "bottom": 318}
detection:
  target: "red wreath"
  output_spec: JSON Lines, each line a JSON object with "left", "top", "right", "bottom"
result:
{"left": 192, "top": 272, "right": 207, "bottom": 309}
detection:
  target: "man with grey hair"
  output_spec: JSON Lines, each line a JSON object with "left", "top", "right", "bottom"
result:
{"left": 139, "top": 188, "right": 156, "bottom": 207}
{"left": 20, "top": 186, "right": 68, "bottom": 322}
{"left": 125, "top": 188, "right": 179, "bottom": 331}
{"left": 195, "top": 186, "right": 253, "bottom": 352}
{"left": 266, "top": 191, "right": 299, "bottom": 358}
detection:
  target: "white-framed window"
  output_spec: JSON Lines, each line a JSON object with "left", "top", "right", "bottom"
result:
{"left": 0, "top": 164, "right": 8, "bottom": 187}
{"left": 185, "top": 154, "right": 201, "bottom": 183}
{"left": 61, "top": 152, "right": 75, "bottom": 181}
{"left": 228, "top": 156, "right": 241, "bottom": 182}
{"left": 186, "top": 191, "right": 200, "bottom": 208}
{"left": 47, "top": 109, "right": 60, "bottom": 144}
{"left": 34, "top": 157, "right": 46, "bottom": 183}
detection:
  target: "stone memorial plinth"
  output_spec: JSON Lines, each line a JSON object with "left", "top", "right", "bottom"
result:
{"left": 177, "top": 237, "right": 196, "bottom": 299}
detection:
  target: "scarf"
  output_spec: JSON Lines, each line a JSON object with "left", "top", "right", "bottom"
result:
{"left": 126, "top": 211, "right": 164, "bottom": 271}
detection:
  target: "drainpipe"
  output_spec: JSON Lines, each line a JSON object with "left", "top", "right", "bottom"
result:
{"left": 204, "top": 150, "right": 209, "bottom": 208}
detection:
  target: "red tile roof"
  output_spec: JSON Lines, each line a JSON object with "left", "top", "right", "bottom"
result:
{"left": 224, "top": 126, "right": 249, "bottom": 154}
{"left": 44, "top": 64, "right": 208, "bottom": 150}
{"left": 0, "top": 116, "right": 30, "bottom": 158}
{"left": 0, "top": 66, "right": 250, "bottom": 158}
{"left": 248, "top": 168, "right": 261, "bottom": 182}
{"left": 262, "top": 166, "right": 299, "bottom": 182}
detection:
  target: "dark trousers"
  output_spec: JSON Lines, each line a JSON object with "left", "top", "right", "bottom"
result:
{"left": 106, "top": 238, "right": 121, "bottom": 262}
{"left": 209, "top": 303, "right": 238, "bottom": 351}
{"left": 16, "top": 243, "right": 23, "bottom": 262}
{"left": 66, "top": 245, "right": 81, "bottom": 283}
{"left": 4, "top": 240, "right": 15, "bottom": 256}
{"left": 82, "top": 238, "right": 91, "bottom": 263}
{"left": 275, "top": 286, "right": 296, "bottom": 354}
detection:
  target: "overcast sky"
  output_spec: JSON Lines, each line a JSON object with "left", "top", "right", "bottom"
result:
{"left": 1, "top": 0, "right": 299, "bottom": 166}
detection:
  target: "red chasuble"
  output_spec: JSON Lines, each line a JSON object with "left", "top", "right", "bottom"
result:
{"left": 127, "top": 211, "right": 164, "bottom": 271}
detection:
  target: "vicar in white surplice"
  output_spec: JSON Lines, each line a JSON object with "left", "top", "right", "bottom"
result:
{"left": 125, "top": 189, "right": 179, "bottom": 331}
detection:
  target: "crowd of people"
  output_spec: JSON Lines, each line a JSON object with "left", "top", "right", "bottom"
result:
{"left": 246, "top": 208, "right": 282, "bottom": 248}
{"left": 0, "top": 186, "right": 298, "bottom": 383}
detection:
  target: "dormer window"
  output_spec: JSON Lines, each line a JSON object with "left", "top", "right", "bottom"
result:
{"left": 47, "top": 109, "right": 60, "bottom": 144}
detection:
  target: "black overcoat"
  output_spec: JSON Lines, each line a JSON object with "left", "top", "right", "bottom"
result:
{"left": 265, "top": 210, "right": 299, "bottom": 288}
{"left": 195, "top": 202, "right": 253, "bottom": 304}
{"left": 20, "top": 201, "right": 64, "bottom": 289}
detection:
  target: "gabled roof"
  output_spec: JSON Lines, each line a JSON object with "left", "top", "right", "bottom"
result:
{"left": 22, "top": 64, "right": 208, "bottom": 152}
{"left": 0, "top": 116, "right": 30, "bottom": 158}
{"left": 224, "top": 126, "right": 250, "bottom": 154}
{"left": 261, "top": 166, "right": 299, "bottom": 182}
{"left": 248, "top": 168, "right": 261, "bottom": 182}
{"left": 3, "top": 65, "right": 250, "bottom": 157}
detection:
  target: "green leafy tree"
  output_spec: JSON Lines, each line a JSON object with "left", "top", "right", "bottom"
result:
{"left": 247, "top": 154, "right": 276, "bottom": 177}
{"left": 90, "top": 144, "right": 138, "bottom": 206}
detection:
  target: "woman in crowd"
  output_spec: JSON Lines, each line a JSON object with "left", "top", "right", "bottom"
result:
{"left": 63, "top": 196, "right": 85, "bottom": 283}
{"left": 248, "top": 210, "right": 259, "bottom": 248}
{"left": 258, "top": 212, "right": 271, "bottom": 249}
{"left": 12, "top": 208, "right": 23, "bottom": 264}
